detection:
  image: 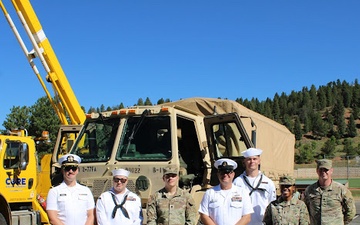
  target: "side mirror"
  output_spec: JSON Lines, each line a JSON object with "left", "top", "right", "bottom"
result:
{"left": 251, "top": 130, "right": 257, "bottom": 147}
{"left": 19, "top": 143, "right": 29, "bottom": 170}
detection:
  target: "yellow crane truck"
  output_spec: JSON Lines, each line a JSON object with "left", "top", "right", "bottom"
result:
{"left": 0, "top": 129, "right": 49, "bottom": 225}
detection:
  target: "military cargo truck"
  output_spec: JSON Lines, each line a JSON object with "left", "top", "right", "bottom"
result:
{"left": 51, "top": 97, "right": 294, "bottom": 218}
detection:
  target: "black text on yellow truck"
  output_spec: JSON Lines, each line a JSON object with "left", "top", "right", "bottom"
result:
{"left": 0, "top": 129, "right": 50, "bottom": 225}
{"left": 66, "top": 98, "right": 295, "bottom": 221}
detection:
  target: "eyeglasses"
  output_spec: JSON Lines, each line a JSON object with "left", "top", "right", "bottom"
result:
{"left": 63, "top": 166, "right": 78, "bottom": 172}
{"left": 113, "top": 177, "right": 128, "bottom": 183}
{"left": 164, "top": 174, "right": 178, "bottom": 179}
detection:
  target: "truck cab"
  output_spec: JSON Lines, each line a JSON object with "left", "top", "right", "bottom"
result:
{"left": 0, "top": 130, "right": 49, "bottom": 225}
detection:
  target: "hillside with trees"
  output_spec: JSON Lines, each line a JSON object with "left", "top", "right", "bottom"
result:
{"left": 236, "top": 79, "right": 360, "bottom": 164}
{"left": 2, "top": 79, "right": 359, "bottom": 164}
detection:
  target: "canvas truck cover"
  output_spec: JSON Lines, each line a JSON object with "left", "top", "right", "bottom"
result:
{"left": 161, "top": 97, "right": 295, "bottom": 179}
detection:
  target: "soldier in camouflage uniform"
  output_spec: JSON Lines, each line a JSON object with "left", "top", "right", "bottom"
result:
{"left": 263, "top": 176, "right": 309, "bottom": 225}
{"left": 304, "top": 159, "right": 356, "bottom": 225}
{"left": 146, "top": 166, "right": 197, "bottom": 225}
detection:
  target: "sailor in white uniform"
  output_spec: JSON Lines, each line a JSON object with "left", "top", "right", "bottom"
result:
{"left": 96, "top": 168, "right": 142, "bottom": 225}
{"left": 46, "top": 154, "right": 95, "bottom": 225}
{"left": 199, "top": 158, "right": 253, "bottom": 225}
{"left": 233, "top": 148, "right": 277, "bottom": 225}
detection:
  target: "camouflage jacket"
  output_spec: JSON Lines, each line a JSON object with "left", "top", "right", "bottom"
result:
{"left": 304, "top": 180, "right": 356, "bottom": 225}
{"left": 263, "top": 196, "right": 310, "bottom": 225}
{"left": 146, "top": 187, "right": 197, "bottom": 225}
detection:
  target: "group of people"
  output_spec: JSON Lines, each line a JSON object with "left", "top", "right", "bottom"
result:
{"left": 46, "top": 154, "right": 143, "bottom": 225}
{"left": 46, "top": 147, "right": 356, "bottom": 225}
{"left": 199, "top": 148, "right": 356, "bottom": 225}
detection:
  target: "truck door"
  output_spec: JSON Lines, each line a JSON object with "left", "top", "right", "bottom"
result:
{"left": 1, "top": 138, "right": 35, "bottom": 203}
{"left": 204, "top": 113, "right": 254, "bottom": 186}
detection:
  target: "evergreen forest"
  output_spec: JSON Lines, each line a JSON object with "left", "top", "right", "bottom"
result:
{"left": 2, "top": 79, "right": 360, "bottom": 164}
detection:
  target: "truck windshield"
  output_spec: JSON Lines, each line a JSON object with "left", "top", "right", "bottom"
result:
{"left": 70, "top": 117, "right": 120, "bottom": 162}
{"left": 70, "top": 115, "right": 172, "bottom": 163}
{"left": 116, "top": 115, "right": 171, "bottom": 161}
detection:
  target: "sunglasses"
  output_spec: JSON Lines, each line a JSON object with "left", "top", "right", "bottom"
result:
{"left": 218, "top": 170, "right": 233, "bottom": 175}
{"left": 318, "top": 168, "right": 330, "bottom": 172}
{"left": 113, "top": 177, "right": 128, "bottom": 183}
{"left": 63, "top": 166, "right": 78, "bottom": 172}
{"left": 280, "top": 185, "right": 293, "bottom": 189}
{"left": 164, "top": 174, "right": 178, "bottom": 179}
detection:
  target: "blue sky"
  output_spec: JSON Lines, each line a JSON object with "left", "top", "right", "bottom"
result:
{"left": 1, "top": 1, "right": 359, "bottom": 130}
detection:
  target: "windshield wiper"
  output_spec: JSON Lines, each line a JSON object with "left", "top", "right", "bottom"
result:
{"left": 125, "top": 109, "right": 150, "bottom": 154}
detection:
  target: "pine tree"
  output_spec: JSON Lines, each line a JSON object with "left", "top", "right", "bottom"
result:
{"left": 353, "top": 107, "right": 359, "bottom": 119}
{"left": 317, "top": 86, "right": 327, "bottom": 110}
{"left": 87, "top": 106, "right": 96, "bottom": 113}
{"left": 309, "top": 84, "right": 318, "bottom": 109}
{"left": 343, "top": 138, "right": 357, "bottom": 158}
{"left": 346, "top": 114, "right": 357, "bottom": 137}
{"left": 351, "top": 79, "right": 360, "bottom": 108}
{"left": 100, "top": 104, "right": 105, "bottom": 112}
{"left": 235, "top": 97, "right": 244, "bottom": 105}
{"left": 325, "top": 84, "right": 334, "bottom": 106}
{"left": 137, "top": 98, "right": 144, "bottom": 106}
{"left": 320, "top": 136, "right": 337, "bottom": 158}
{"left": 255, "top": 99, "right": 265, "bottom": 115}
{"left": 331, "top": 97, "right": 345, "bottom": 123}
{"left": 295, "top": 142, "right": 316, "bottom": 164}
{"left": 29, "top": 96, "right": 61, "bottom": 153}
{"left": 272, "top": 96, "right": 281, "bottom": 122}
{"left": 301, "top": 89, "right": 311, "bottom": 108}
{"left": 311, "top": 112, "right": 327, "bottom": 139}
{"left": 144, "top": 97, "right": 152, "bottom": 106}
{"left": 2, "top": 105, "right": 31, "bottom": 131}
{"left": 279, "top": 92, "right": 288, "bottom": 115}
{"left": 303, "top": 116, "right": 310, "bottom": 133}
{"left": 157, "top": 98, "right": 165, "bottom": 105}
{"left": 263, "top": 99, "right": 272, "bottom": 118}
{"left": 336, "top": 117, "right": 346, "bottom": 139}
{"left": 287, "top": 101, "right": 295, "bottom": 116}
{"left": 294, "top": 117, "right": 302, "bottom": 141}
{"left": 331, "top": 97, "right": 346, "bottom": 138}
{"left": 341, "top": 80, "right": 352, "bottom": 108}
{"left": 282, "top": 114, "right": 293, "bottom": 133}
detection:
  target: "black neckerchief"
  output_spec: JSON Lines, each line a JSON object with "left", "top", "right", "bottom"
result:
{"left": 110, "top": 190, "right": 130, "bottom": 219}
{"left": 243, "top": 174, "right": 266, "bottom": 195}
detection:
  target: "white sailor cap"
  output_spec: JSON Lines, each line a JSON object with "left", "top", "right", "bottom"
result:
{"left": 58, "top": 154, "right": 81, "bottom": 166}
{"left": 214, "top": 158, "right": 237, "bottom": 171}
{"left": 112, "top": 168, "right": 130, "bottom": 177}
{"left": 241, "top": 148, "right": 263, "bottom": 158}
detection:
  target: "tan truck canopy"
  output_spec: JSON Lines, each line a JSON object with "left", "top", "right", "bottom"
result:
{"left": 162, "top": 97, "right": 295, "bottom": 179}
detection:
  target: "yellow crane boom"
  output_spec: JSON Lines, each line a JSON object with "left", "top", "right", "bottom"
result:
{"left": 0, "top": 0, "right": 85, "bottom": 125}
{"left": 1, "top": 2, "right": 86, "bottom": 216}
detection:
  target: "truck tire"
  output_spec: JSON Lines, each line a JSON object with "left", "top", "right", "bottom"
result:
{"left": 0, "top": 212, "right": 7, "bottom": 225}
